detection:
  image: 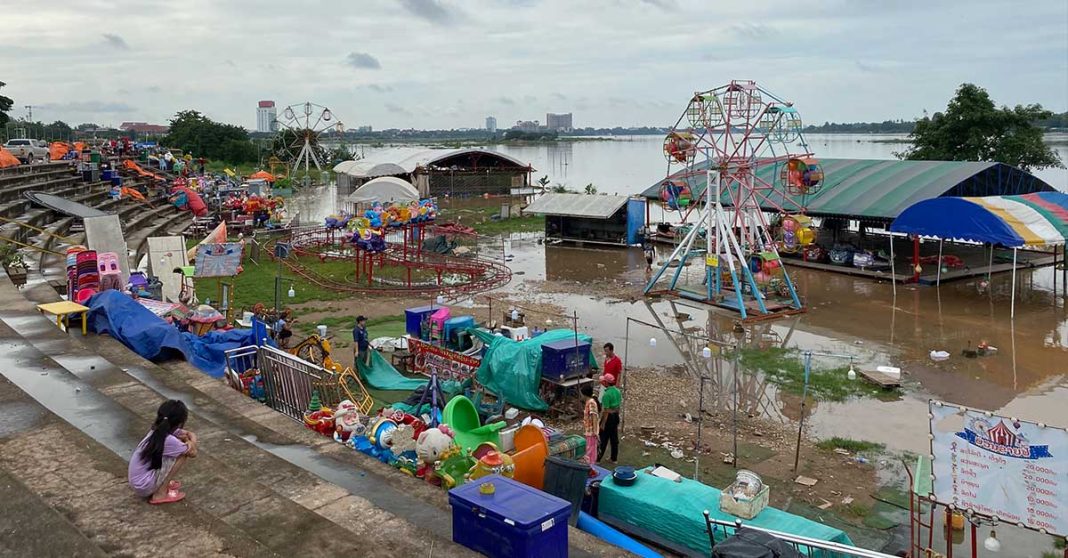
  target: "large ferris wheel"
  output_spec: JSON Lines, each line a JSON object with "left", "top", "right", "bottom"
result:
{"left": 645, "top": 80, "right": 826, "bottom": 319}
{"left": 273, "top": 102, "right": 344, "bottom": 177}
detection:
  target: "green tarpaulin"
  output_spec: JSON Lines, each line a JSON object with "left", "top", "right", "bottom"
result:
{"left": 357, "top": 350, "right": 428, "bottom": 391}
{"left": 599, "top": 468, "right": 853, "bottom": 556}
{"left": 471, "top": 328, "right": 597, "bottom": 411}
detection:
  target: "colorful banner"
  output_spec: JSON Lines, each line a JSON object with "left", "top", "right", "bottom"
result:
{"left": 408, "top": 338, "right": 480, "bottom": 378}
{"left": 929, "top": 401, "right": 1067, "bottom": 537}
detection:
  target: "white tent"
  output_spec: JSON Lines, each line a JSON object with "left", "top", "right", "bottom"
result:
{"left": 346, "top": 176, "right": 420, "bottom": 204}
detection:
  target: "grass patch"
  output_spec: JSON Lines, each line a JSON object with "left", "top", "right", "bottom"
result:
{"left": 193, "top": 257, "right": 348, "bottom": 310}
{"left": 292, "top": 314, "right": 407, "bottom": 340}
{"left": 739, "top": 347, "right": 878, "bottom": 402}
{"left": 816, "top": 437, "right": 886, "bottom": 454}
{"left": 841, "top": 502, "right": 871, "bottom": 519}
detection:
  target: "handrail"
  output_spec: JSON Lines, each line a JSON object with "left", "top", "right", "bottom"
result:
{"left": 0, "top": 215, "right": 76, "bottom": 243}
{"left": 703, "top": 511, "right": 898, "bottom": 558}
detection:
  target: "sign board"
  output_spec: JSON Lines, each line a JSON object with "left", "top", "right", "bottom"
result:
{"left": 929, "top": 401, "right": 1067, "bottom": 536}
{"left": 194, "top": 242, "right": 243, "bottom": 278}
{"left": 408, "top": 338, "right": 480, "bottom": 379}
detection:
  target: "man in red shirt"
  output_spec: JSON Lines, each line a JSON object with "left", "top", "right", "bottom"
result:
{"left": 603, "top": 342, "right": 622, "bottom": 385}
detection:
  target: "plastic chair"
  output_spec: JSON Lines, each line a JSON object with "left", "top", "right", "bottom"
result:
{"left": 510, "top": 424, "right": 549, "bottom": 490}
{"left": 442, "top": 395, "right": 506, "bottom": 453}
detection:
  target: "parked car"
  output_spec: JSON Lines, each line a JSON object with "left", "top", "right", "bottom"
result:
{"left": 2, "top": 139, "right": 50, "bottom": 163}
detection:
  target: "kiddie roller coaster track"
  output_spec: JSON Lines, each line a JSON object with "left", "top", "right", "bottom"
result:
{"left": 264, "top": 225, "right": 512, "bottom": 296}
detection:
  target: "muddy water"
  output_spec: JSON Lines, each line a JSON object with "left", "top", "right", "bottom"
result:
{"left": 497, "top": 240, "right": 1068, "bottom": 457}
{"left": 288, "top": 183, "right": 1067, "bottom": 455}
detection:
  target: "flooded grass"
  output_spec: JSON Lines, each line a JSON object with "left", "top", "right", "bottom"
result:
{"left": 816, "top": 437, "right": 886, "bottom": 454}
{"left": 739, "top": 347, "right": 875, "bottom": 402}
{"left": 438, "top": 202, "right": 544, "bottom": 235}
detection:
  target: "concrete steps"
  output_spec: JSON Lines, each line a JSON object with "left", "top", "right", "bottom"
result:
{"left": 0, "top": 354, "right": 279, "bottom": 558}
{"left": 0, "top": 281, "right": 482, "bottom": 557}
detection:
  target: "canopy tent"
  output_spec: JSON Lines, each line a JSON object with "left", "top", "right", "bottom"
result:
{"left": 248, "top": 170, "right": 276, "bottom": 182}
{"left": 346, "top": 176, "right": 420, "bottom": 204}
{"left": 888, "top": 192, "right": 1068, "bottom": 318}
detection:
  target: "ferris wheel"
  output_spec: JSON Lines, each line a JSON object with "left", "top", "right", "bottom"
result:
{"left": 646, "top": 80, "right": 825, "bottom": 319}
{"left": 273, "top": 102, "right": 344, "bottom": 176}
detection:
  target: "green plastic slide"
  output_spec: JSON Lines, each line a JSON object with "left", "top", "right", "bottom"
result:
{"left": 442, "top": 395, "right": 506, "bottom": 452}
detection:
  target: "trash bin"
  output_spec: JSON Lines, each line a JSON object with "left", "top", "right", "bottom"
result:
{"left": 543, "top": 456, "right": 590, "bottom": 526}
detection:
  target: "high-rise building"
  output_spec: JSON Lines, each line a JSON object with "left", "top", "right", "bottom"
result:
{"left": 546, "top": 112, "right": 573, "bottom": 132}
{"left": 485, "top": 116, "right": 497, "bottom": 133}
{"left": 256, "top": 100, "right": 277, "bottom": 133}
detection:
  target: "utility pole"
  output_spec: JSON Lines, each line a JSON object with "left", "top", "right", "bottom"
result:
{"left": 24, "top": 106, "right": 33, "bottom": 121}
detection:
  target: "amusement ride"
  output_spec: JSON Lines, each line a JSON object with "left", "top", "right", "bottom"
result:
{"left": 273, "top": 102, "right": 344, "bottom": 184}
{"left": 645, "top": 80, "right": 826, "bottom": 319}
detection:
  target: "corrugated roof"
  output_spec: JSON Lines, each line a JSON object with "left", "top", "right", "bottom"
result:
{"left": 640, "top": 158, "right": 1055, "bottom": 221}
{"left": 524, "top": 193, "right": 629, "bottom": 219}
{"left": 336, "top": 148, "right": 530, "bottom": 178}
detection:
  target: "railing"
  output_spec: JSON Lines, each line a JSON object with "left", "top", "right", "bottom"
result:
{"left": 703, "top": 512, "right": 898, "bottom": 558}
{"left": 224, "top": 345, "right": 343, "bottom": 421}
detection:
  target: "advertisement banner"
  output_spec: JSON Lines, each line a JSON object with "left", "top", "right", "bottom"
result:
{"left": 408, "top": 338, "right": 480, "bottom": 378}
{"left": 929, "top": 401, "right": 1067, "bottom": 537}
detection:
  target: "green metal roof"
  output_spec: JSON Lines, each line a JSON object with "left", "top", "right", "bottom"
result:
{"left": 640, "top": 158, "right": 1054, "bottom": 221}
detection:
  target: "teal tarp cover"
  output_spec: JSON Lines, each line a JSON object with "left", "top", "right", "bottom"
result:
{"left": 472, "top": 328, "right": 597, "bottom": 411}
{"left": 598, "top": 469, "right": 853, "bottom": 556}
{"left": 357, "top": 350, "right": 428, "bottom": 391}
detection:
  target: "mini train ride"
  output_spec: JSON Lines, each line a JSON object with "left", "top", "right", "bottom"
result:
{"left": 266, "top": 199, "right": 510, "bottom": 296}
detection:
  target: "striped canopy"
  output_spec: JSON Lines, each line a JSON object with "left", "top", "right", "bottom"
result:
{"left": 890, "top": 192, "right": 1068, "bottom": 248}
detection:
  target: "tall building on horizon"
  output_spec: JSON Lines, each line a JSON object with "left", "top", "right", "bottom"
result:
{"left": 257, "top": 100, "right": 277, "bottom": 133}
{"left": 485, "top": 116, "right": 497, "bottom": 133}
{"left": 546, "top": 112, "right": 573, "bottom": 132}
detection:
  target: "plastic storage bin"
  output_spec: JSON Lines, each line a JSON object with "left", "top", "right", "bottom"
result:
{"left": 448, "top": 474, "right": 570, "bottom": 558}
{"left": 404, "top": 305, "right": 438, "bottom": 338}
{"left": 541, "top": 339, "right": 592, "bottom": 381}
{"left": 543, "top": 456, "right": 591, "bottom": 525}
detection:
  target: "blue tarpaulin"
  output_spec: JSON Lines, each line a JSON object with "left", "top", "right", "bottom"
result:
{"left": 86, "top": 290, "right": 262, "bottom": 378}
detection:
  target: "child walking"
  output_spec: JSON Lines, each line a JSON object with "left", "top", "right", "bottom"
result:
{"left": 581, "top": 384, "right": 600, "bottom": 465}
{"left": 128, "top": 399, "right": 198, "bottom": 504}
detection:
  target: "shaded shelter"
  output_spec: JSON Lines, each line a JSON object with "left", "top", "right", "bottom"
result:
{"left": 889, "top": 192, "right": 1068, "bottom": 318}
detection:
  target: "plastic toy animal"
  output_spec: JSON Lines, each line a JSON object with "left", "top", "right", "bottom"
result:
{"left": 415, "top": 425, "right": 456, "bottom": 478}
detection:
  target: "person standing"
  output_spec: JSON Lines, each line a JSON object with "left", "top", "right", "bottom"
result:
{"left": 598, "top": 373, "right": 622, "bottom": 464}
{"left": 352, "top": 315, "right": 370, "bottom": 367}
{"left": 581, "top": 384, "right": 599, "bottom": 465}
{"left": 602, "top": 342, "right": 623, "bottom": 387}
{"left": 644, "top": 241, "right": 656, "bottom": 273}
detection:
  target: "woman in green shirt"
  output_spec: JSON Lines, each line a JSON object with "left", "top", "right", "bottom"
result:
{"left": 598, "top": 373, "right": 622, "bottom": 464}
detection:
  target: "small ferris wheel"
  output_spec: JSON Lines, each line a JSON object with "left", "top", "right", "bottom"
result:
{"left": 273, "top": 102, "right": 344, "bottom": 176}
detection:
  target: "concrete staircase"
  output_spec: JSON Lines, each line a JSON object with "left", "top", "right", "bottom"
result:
{"left": 0, "top": 279, "right": 623, "bottom": 557}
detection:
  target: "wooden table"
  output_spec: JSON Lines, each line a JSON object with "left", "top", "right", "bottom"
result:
{"left": 36, "top": 301, "right": 90, "bottom": 335}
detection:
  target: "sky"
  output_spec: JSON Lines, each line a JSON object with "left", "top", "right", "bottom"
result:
{"left": 1, "top": 0, "right": 1066, "bottom": 131}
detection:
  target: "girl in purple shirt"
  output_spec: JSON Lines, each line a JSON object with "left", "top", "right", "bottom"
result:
{"left": 128, "top": 399, "right": 198, "bottom": 504}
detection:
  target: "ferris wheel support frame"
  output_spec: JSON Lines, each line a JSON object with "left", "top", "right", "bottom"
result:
{"left": 645, "top": 80, "right": 810, "bottom": 319}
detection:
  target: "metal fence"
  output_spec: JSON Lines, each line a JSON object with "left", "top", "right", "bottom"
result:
{"left": 225, "top": 345, "right": 343, "bottom": 421}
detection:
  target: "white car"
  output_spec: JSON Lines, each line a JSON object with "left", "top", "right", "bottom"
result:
{"left": 3, "top": 139, "right": 50, "bottom": 163}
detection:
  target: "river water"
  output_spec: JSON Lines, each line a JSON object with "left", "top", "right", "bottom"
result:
{"left": 298, "top": 135, "right": 1068, "bottom": 450}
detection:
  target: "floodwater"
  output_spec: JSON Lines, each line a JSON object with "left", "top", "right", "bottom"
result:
{"left": 343, "top": 133, "right": 1068, "bottom": 195}
{"left": 292, "top": 134, "right": 1068, "bottom": 456}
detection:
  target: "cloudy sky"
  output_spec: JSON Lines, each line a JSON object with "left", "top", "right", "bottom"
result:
{"left": 2, "top": 0, "right": 1065, "bottom": 130}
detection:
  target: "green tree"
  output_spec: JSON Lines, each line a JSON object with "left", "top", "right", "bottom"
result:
{"left": 584, "top": 183, "right": 598, "bottom": 195}
{"left": 0, "top": 82, "right": 12, "bottom": 127}
{"left": 164, "top": 110, "right": 257, "bottom": 164}
{"left": 898, "top": 83, "right": 1063, "bottom": 171}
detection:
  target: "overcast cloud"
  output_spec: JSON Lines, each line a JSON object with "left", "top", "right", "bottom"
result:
{"left": 0, "top": 0, "right": 1064, "bottom": 130}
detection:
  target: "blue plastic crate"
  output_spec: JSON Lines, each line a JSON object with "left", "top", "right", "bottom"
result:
{"left": 448, "top": 475, "right": 570, "bottom": 558}
{"left": 540, "top": 339, "right": 592, "bottom": 381}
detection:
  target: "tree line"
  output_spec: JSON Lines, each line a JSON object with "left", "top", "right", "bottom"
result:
{"left": 805, "top": 112, "right": 1067, "bottom": 134}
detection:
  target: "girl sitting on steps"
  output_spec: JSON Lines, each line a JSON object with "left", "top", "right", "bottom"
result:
{"left": 128, "top": 399, "right": 198, "bottom": 504}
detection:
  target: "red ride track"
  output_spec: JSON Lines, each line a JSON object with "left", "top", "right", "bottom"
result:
{"left": 266, "top": 227, "right": 511, "bottom": 296}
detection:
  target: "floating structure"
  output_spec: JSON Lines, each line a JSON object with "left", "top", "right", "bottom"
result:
{"left": 523, "top": 193, "right": 645, "bottom": 246}
{"left": 334, "top": 148, "right": 533, "bottom": 198}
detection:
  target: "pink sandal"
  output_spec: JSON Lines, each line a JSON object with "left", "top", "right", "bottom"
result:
{"left": 149, "top": 488, "right": 186, "bottom": 505}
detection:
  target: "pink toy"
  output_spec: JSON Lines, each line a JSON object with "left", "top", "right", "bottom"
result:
{"left": 97, "top": 252, "right": 122, "bottom": 276}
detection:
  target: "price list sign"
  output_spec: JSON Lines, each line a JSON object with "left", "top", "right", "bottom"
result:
{"left": 929, "top": 401, "right": 1067, "bottom": 537}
